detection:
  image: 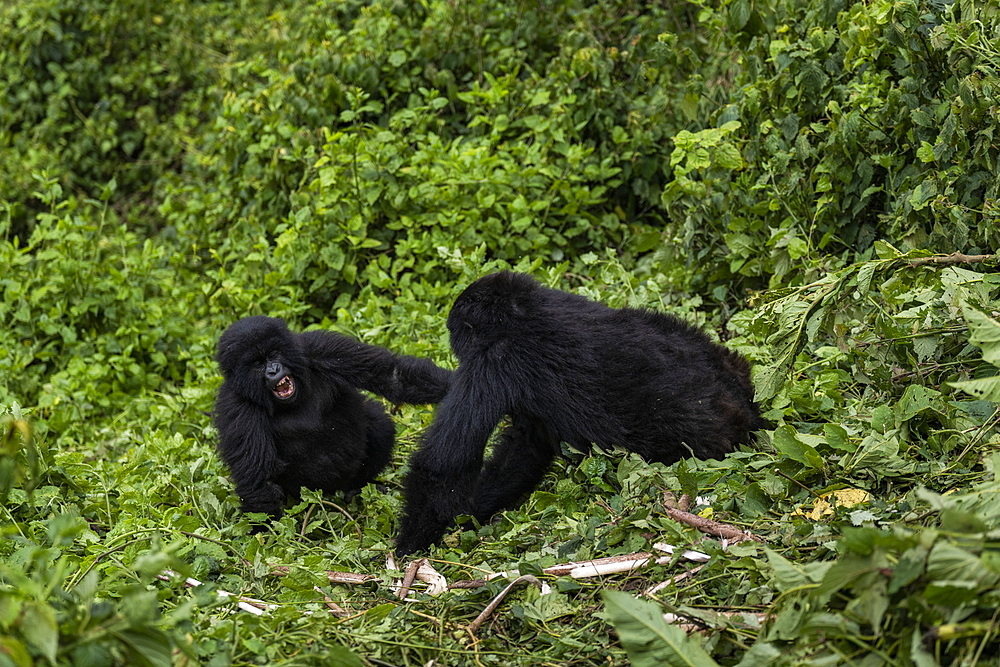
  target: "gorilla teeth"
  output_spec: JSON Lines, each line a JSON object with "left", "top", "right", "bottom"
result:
{"left": 273, "top": 376, "right": 295, "bottom": 399}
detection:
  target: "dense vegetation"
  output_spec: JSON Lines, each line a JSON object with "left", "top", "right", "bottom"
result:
{"left": 2, "top": 0, "right": 999, "bottom": 665}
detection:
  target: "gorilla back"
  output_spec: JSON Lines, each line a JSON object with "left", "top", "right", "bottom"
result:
{"left": 396, "top": 272, "right": 765, "bottom": 555}
{"left": 214, "top": 316, "right": 451, "bottom": 521}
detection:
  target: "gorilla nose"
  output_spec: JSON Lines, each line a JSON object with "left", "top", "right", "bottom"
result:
{"left": 266, "top": 361, "right": 283, "bottom": 379}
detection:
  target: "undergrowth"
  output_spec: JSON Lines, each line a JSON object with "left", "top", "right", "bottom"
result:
{"left": 2, "top": 0, "right": 1000, "bottom": 665}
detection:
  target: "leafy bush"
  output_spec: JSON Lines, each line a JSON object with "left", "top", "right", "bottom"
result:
{"left": 658, "top": 0, "right": 1000, "bottom": 295}
{"left": 0, "top": 0, "right": 293, "bottom": 238}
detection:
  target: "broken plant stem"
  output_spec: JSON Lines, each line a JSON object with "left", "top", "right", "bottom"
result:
{"left": 468, "top": 575, "right": 549, "bottom": 635}
{"left": 396, "top": 558, "right": 423, "bottom": 600}
{"left": 644, "top": 564, "right": 707, "bottom": 597}
{"left": 312, "top": 586, "right": 350, "bottom": 617}
{"left": 907, "top": 252, "right": 994, "bottom": 267}
{"left": 158, "top": 570, "right": 276, "bottom": 615}
{"left": 662, "top": 506, "right": 764, "bottom": 543}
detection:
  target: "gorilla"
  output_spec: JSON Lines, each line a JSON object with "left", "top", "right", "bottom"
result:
{"left": 395, "top": 271, "right": 766, "bottom": 556}
{"left": 214, "top": 316, "right": 451, "bottom": 521}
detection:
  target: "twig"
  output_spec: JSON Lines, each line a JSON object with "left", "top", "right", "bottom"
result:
{"left": 907, "top": 252, "right": 994, "bottom": 267}
{"left": 300, "top": 504, "right": 316, "bottom": 536}
{"left": 396, "top": 559, "right": 423, "bottom": 600}
{"left": 663, "top": 491, "right": 693, "bottom": 510}
{"left": 312, "top": 586, "right": 350, "bottom": 617}
{"left": 644, "top": 564, "right": 707, "bottom": 596}
{"left": 270, "top": 566, "right": 376, "bottom": 585}
{"left": 662, "top": 506, "right": 764, "bottom": 543}
{"left": 157, "top": 570, "right": 276, "bottom": 615}
{"left": 468, "top": 575, "right": 549, "bottom": 635}
{"left": 483, "top": 544, "right": 710, "bottom": 582}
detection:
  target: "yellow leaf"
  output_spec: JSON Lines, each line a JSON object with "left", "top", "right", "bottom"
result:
{"left": 792, "top": 489, "right": 871, "bottom": 521}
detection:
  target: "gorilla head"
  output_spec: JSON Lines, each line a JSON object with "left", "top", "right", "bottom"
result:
{"left": 216, "top": 316, "right": 308, "bottom": 411}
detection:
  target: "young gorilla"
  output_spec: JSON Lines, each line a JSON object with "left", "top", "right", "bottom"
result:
{"left": 395, "top": 271, "right": 767, "bottom": 556}
{"left": 214, "top": 316, "right": 452, "bottom": 521}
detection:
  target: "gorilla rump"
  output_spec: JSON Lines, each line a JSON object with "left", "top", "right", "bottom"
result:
{"left": 395, "top": 272, "right": 766, "bottom": 555}
{"left": 214, "top": 316, "right": 451, "bottom": 520}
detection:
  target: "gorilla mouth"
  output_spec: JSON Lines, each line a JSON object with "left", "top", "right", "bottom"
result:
{"left": 272, "top": 376, "right": 295, "bottom": 400}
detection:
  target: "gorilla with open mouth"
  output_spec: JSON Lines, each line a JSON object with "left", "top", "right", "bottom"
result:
{"left": 214, "top": 316, "right": 452, "bottom": 521}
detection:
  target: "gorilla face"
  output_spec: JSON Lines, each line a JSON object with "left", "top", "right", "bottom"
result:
{"left": 216, "top": 316, "right": 307, "bottom": 409}
{"left": 266, "top": 358, "right": 296, "bottom": 402}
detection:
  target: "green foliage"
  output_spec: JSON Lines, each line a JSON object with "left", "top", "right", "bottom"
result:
{"left": 949, "top": 305, "right": 1000, "bottom": 400}
{"left": 603, "top": 591, "right": 722, "bottom": 667}
{"left": 1, "top": 509, "right": 197, "bottom": 667}
{"left": 156, "top": 0, "right": 730, "bottom": 312}
{"left": 656, "top": 0, "right": 1000, "bottom": 296}
{"left": 730, "top": 479, "right": 1000, "bottom": 666}
{"left": 2, "top": 0, "right": 1000, "bottom": 665}
{"left": 0, "top": 178, "right": 215, "bottom": 440}
{"left": 0, "top": 405, "right": 41, "bottom": 505}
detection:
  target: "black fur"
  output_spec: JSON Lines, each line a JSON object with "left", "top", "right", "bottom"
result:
{"left": 395, "top": 272, "right": 766, "bottom": 555}
{"left": 214, "top": 316, "right": 452, "bottom": 520}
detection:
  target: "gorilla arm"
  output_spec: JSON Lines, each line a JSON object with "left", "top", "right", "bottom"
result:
{"left": 394, "top": 374, "right": 509, "bottom": 556}
{"left": 214, "top": 391, "right": 286, "bottom": 518}
{"left": 300, "top": 330, "right": 452, "bottom": 404}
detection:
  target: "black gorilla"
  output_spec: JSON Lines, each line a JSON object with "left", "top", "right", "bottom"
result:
{"left": 395, "top": 271, "right": 766, "bottom": 556}
{"left": 214, "top": 316, "right": 451, "bottom": 520}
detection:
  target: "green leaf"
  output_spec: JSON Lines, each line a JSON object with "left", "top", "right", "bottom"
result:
{"left": 325, "top": 645, "right": 367, "bottom": 667}
{"left": 680, "top": 93, "right": 700, "bottom": 122}
{"left": 823, "top": 424, "right": 855, "bottom": 452}
{"left": 116, "top": 628, "right": 173, "bottom": 667}
{"left": 765, "top": 547, "right": 830, "bottom": 592}
{"left": 602, "top": 591, "right": 720, "bottom": 667}
{"left": 916, "top": 141, "right": 935, "bottom": 163}
{"left": 895, "top": 385, "right": 943, "bottom": 422}
{"left": 908, "top": 178, "right": 937, "bottom": 211}
{"left": 715, "top": 143, "right": 744, "bottom": 170}
{"left": 873, "top": 240, "right": 903, "bottom": 259}
{"left": 733, "top": 641, "right": 783, "bottom": 667}
{"left": 0, "top": 636, "right": 33, "bottom": 667}
{"left": 961, "top": 304, "right": 1000, "bottom": 365}
{"left": 889, "top": 545, "right": 928, "bottom": 594}
{"left": 948, "top": 377, "right": 1000, "bottom": 401}
{"left": 856, "top": 261, "right": 876, "bottom": 296}
{"left": 21, "top": 602, "right": 58, "bottom": 665}
{"left": 522, "top": 592, "right": 575, "bottom": 622}
{"left": 771, "top": 426, "right": 824, "bottom": 469}
{"left": 924, "top": 580, "right": 978, "bottom": 606}
{"left": 816, "top": 555, "right": 879, "bottom": 603}
{"left": 633, "top": 231, "right": 662, "bottom": 253}
{"left": 728, "top": 0, "right": 752, "bottom": 31}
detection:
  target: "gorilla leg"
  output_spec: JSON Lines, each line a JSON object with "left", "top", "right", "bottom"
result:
{"left": 473, "top": 415, "right": 559, "bottom": 523}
